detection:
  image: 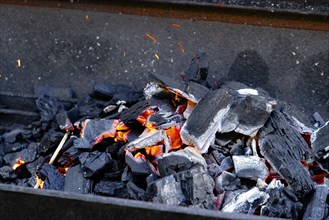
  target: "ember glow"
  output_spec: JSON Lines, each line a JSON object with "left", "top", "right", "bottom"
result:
{"left": 12, "top": 156, "right": 25, "bottom": 170}
{"left": 145, "top": 33, "right": 157, "bottom": 43}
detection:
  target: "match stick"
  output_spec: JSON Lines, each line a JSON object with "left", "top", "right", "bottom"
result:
{"left": 34, "top": 131, "right": 70, "bottom": 189}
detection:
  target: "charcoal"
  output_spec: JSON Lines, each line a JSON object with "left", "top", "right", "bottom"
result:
{"left": 38, "top": 130, "right": 64, "bottom": 155}
{"left": 232, "top": 155, "right": 269, "bottom": 181}
{"left": 127, "top": 181, "right": 149, "bottom": 201}
{"left": 215, "top": 171, "right": 241, "bottom": 192}
{"left": 14, "top": 164, "right": 31, "bottom": 179}
{"left": 312, "top": 122, "right": 329, "bottom": 172}
{"left": 38, "top": 163, "right": 65, "bottom": 191}
{"left": 229, "top": 140, "right": 247, "bottom": 155}
{"left": 259, "top": 110, "right": 315, "bottom": 198}
{"left": 148, "top": 165, "right": 215, "bottom": 207}
{"left": 82, "top": 119, "right": 116, "bottom": 143}
{"left": 146, "top": 74, "right": 209, "bottom": 103}
{"left": 4, "top": 143, "right": 38, "bottom": 167}
{"left": 58, "top": 146, "right": 80, "bottom": 167}
{"left": 79, "top": 151, "right": 114, "bottom": 178}
{"left": 36, "top": 95, "right": 64, "bottom": 123}
{"left": 125, "top": 151, "right": 154, "bottom": 175}
{"left": 3, "top": 142, "right": 24, "bottom": 154}
{"left": 34, "top": 85, "right": 75, "bottom": 101}
{"left": 148, "top": 112, "right": 184, "bottom": 130}
{"left": 207, "top": 163, "right": 222, "bottom": 178}
{"left": 126, "top": 130, "right": 165, "bottom": 151}
{"left": 74, "top": 138, "right": 92, "bottom": 150}
{"left": 203, "top": 153, "right": 217, "bottom": 165}
{"left": 303, "top": 185, "right": 329, "bottom": 220}
{"left": 64, "top": 165, "right": 92, "bottom": 194}
{"left": 0, "top": 166, "right": 17, "bottom": 181}
{"left": 77, "top": 97, "right": 103, "bottom": 118}
{"left": 94, "top": 180, "right": 128, "bottom": 198}
{"left": 2, "top": 128, "right": 32, "bottom": 144}
{"left": 220, "top": 157, "right": 234, "bottom": 172}
{"left": 181, "top": 87, "right": 274, "bottom": 153}
{"left": 180, "top": 89, "right": 234, "bottom": 153}
{"left": 120, "top": 100, "right": 149, "bottom": 127}
{"left": 185, "top": 52, "right": 209, "bottom": 85}
{"left": 55, "top": 111, "right": 72, "bottom": 131}
{"left": 61, "top": 135, "right": 76, "bottom": 153}
{"left": 121, "top": 166, "right": 133, "bottom": 183}
{"left": 222, "top": 187, "right": 269, "bottom": 214}
{"left": 157, "top": 147, "right": 206, "bottom": 177}
{"left": 215, "top": 132, "right": 244, "bottom": 146}
{"left": 210, "top": 144, "right": 230, "bottom": 155}
{"left": 261, "top": 181, "right": 303, "bottom": 219}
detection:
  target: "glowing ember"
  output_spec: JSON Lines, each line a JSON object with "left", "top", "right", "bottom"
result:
{"left": 12, "top": 156, "right": 25, "bottom": 170}
{"left": 145, "top": 33, "right": 157, "bottom": 43}
{"left": 17, "top": 59, "right": 21, "bottom": 67}
{"left": 171, "top": 23, "right": 181, "bottom": 28}
{"left": 93, "top": 120, "right": 119, "bottom": 145}
{"left": 134, "top": 152, "right": 146, "bottom": 160}
{"left": 80, "top": 119, "right": 90, "bottom": 138}
{"left": 165, "top": 126, "right": 182, "bottom": 150}
{"left": 178, "top": 42, "right": 185, "bottom": 54}
{"left": 145, "top": 145, "right": 163, "bottom": 157}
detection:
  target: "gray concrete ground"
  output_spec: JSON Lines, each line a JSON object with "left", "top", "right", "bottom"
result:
{"left": 0, "top": 4, "right": 328, "bottom": 120}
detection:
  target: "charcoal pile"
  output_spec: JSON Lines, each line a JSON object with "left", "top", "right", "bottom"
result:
{"left": 1, "top": 53, "right": 328, "bottom": 219}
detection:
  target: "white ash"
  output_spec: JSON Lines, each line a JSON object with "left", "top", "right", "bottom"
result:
{"left": 232, "top": 155, "right": 269, "bottom": 181}
{"left": 237, "top": 88, "right": 258, "bottom": 96}
{"left": 126, "top": 130, "right": 165, "bottom": 151}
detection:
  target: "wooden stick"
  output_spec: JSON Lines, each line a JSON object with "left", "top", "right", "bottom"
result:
{"left": 34, "top": 131, "right": 69, "bottom": 189}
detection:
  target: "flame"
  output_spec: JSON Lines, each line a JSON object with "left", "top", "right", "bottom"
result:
{"left": 115, "top": 130, "right": 131, "bottom": 143}
{"left": 80, "top": 119, "right": 90, "bottom": 138}
{"left": 134, "top": 152, "right": 146, "bottom": 160}
{"left": 12, "top": 156, "right": 25, "bottom": 170}
{"left": 35, "top": 175, "right": 44, "bottom": 189}
{"left": 93, "top": 120, "right": 119, "bottom": 145}
{"left": 58, "top": 167, "right": 69, "bottom": 176}
{"left": 116, "top": 122, "right": 129, "bottom": 131}
{"left": 165, "top": 126, "right": 182, "bottom": 150}
{"left": 145, "top": 145, "right": 162, "bottom": 157}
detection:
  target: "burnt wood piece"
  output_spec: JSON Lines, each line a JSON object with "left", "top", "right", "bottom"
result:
{"left": 79, "top": 151, "right": 114, "bottom": 178}
{"left": 126, "top": 181, "right": 149, "bottom": 201}
{"left": 38, "top": 163, "right": 65, "bottom": 191}
{"left": 312, "top": 122, "right": 329, "bottom": 172}
{"left": 64, "top": 165, "right": 92, "bottom": 194}
{"left": 82, "top": 119, "right": 116, "bottom": 143}
{"left": 215, "top": 171, "right": 241, "bottom": 192}
{"left": 36, "top": 95, "right": 65, "bottom": 125}
{"left": 185, "top": 52, "right": 209, "bottom": 85}
{"left": 180, "top": 89, "right": 234, "bottom": 153}
{"left": 259, "top": 110, "right": 314, "bottom": 198}
{"left": 3, "top": 142, "right": 38, "bottom": 167}
{"left": 2, "top": 128, "right": 32, "bottom": 144}
{"left": 303, "top": 185, "right": 329, "bottom": 219}
{"left": 150, "top": 72, "right": 209, "bottom": 103}
{"left": 0, "top": 166, "right": 17, "bottom": 181}
{"left": 222, "top": 187, "right": 269, "bottom": 214}
{"left": 38, "top": 130, "right": 64, "bottom": 155}
{"left": 261, "top": 184, "right": 303, "bottom": 219}
{"left": 125, "top": 151, "right": 154, "bottom": 175}
{"left": 74, "top": 138, "right": 92, "bottom": 150}
{"left": 148, "top": 165, "right": 215, "bottom": 208}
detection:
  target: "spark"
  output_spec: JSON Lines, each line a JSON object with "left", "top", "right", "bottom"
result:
{"left": 145, "top": 33, "right": 157, "bottom": 43}
{"left": 178, "top": 42, "right": 185, "bottom": 54}
{"left": 85, "top": 15, "right": 89, "bottom": 21}
{"left": 171, "top": 23, "right": 181, "bottom": 28}
{"left": 154, "top": 53, "right": 160, "bottom": 60}
{"left": 17, "top": 59, "right": 21, "bottom": 67}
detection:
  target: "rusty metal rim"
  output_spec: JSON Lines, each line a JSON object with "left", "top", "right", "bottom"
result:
{"left": 0, "top": 0, "right": 328, "bottom": 32}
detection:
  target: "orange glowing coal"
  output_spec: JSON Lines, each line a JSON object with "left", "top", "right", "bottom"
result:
{"left": 12, "top": 156, "right": 25, "bottom": 170}
{"left": 145, "top": 145, "right": 163, "bottom": 157}
{"left": 165, "top": 126, "right": 182, "bottom": 150}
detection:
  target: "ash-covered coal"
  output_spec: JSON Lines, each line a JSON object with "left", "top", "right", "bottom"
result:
{"left": 0, "top": 53, "right": 328, "bottom": 219}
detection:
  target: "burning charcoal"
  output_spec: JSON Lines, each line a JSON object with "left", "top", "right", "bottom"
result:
{"left": 232, "top": 155, "right": 269, "bottom": 181}
{"left": 222, "top": 187, "right": 269, "bottom": 214}
{"left": 4, "top": 143, "right": 38, "bottom": 167}
{"left": 79, "top": 151, "right": 114, "bottom": 178}
{"left": 215, "top": 171, "right": 241, "bottom": 192}
{"left": 259, "top": 110, "right": 315, "bottom": 198}
{"left": 38, "top": 130, "right": 64, "bottom": 155}
{"left": 312, "top": 122, "right": 329, "bottom": 172}
{"left": 127, "top": 181, "right": 149, "bottom": 201}
{"left": 94, "top": 180, "right": 128, "bottom": 198}
{"left": 120, "top": 100, "right": 149, "bottom": 128}
{"left": 14, "top": 164, "right": 31, "bottom": 179}
{"left": 303, "top": 185, "right": 329, "bottom": 220}
{"left": 37, "top": 163, "right": 65, "bottom": 191}
{"left": 0, "top": 166, "right": 17, "bottom": 181}
{"left": 261, "top": 180, "right": 303, "bottom": 219}
{"left": 125, "top": 151, "right": 155, "bottom": 175}
{"left": 207, "top": 163, "right": 222, "bottom": 178}
{"left": 146, "top": 73, "right": 209, "bottom": 103}
{"left": 180, "top": 89, "right": 234, "bottom": 153}
{"left": 82, "top": 119, "right": 116, "bottom": 143}
{"left": 185, "top": 52, "right": 209, "bottom": 85}
{"left": 64, "top": 165, "right": 92, "bottom": 194}
{"left": 58, "top": 146, "right": 80, "bottom": 167}
{"left": 126, "top": 130, "right": 165, "bottom": 151}
{"left": 148, "top": 165, "right": 215, "bottom": 208}
{"left": 219, "top": 157, "right": 234, "bottom": 172}
{"left": 157, "top": 147, "right": 207, "bottom": 177}
{"left": 229, "top": 139, "right": 248, "bottom": 155}
{"left": 211, "top": 150, "right": 226, "bottom": 165}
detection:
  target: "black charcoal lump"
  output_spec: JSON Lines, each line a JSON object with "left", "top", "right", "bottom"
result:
{"left": 312, "top": 122, "right": 329, "bottom": 172}
{"left": 38, "top": 164, "right": 65, "bottom": 191}
{"left": 147, "top": 165, "right": 215, "bottom": 208}
{"left": 303, "top": 185, "right": 329, "bottom": 220}
{"left": 79, "top": 151, "right": 114, "bottom": 178}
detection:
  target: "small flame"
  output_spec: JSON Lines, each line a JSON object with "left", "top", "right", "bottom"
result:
{"left": 134, "top": 152, "right": 146, "bottom": 160}
{"left": 35, "top": 175, "right": 44, "bottom": 189}
{"left": 12, "top": 156, "right": 25, "bottom": 170}
{"left": 58, "top": 167, "right": 69, "bottom": 176}
{"left": 80, "top": 119, "right": 90, "bottom": 138}
{"left": 145, "top": 145, "right": 162, "bottom": 157}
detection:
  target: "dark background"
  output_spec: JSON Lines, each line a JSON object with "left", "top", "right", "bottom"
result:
{"left": 0, "top": 3, "right": 328, "bottom": 121}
